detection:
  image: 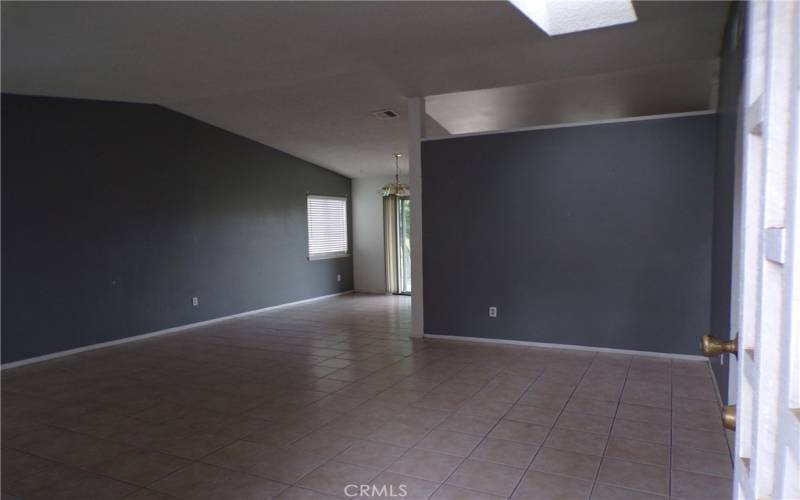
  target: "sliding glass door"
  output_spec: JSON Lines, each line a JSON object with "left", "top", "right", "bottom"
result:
{"left": 383, "top": 195, "right": 411, "bottom": 295}
{"left": 396, "top": 197, "right": 411, "bottom": 294}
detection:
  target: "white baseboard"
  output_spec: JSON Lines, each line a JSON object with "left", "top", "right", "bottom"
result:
{"left": 423, "top": 333, "right": 708, "bottom": 361}
{"left": 1, "top": 290, "right": 354, "bottom": 370}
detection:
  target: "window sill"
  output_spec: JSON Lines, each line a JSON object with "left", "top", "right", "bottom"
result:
{"left": 308, "top": 253, "right": 351, "bottom": 261}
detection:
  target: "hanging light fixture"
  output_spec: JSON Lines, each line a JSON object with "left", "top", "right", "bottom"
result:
{"left": 381, "top": 154, "right": 410, "bottom": 197}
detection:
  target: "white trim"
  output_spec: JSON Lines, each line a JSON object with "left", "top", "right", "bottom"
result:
{"left": 408, "top": 97, "right": 425, "bottom": 339}
{"left": 422, "top": 110, "right": 717, "bottom": 142}
{"left": 423, "top": 333, "right": 709, "bottom": 361}
{"left": 1, "top": 291, "right": 354, "bottom": 370}
{"left": 308, "top": 252, "right": 351, "bottom": 261}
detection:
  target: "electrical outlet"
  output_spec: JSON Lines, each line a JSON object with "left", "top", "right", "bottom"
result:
{"left": 192, "top": 297, "right": 199, "bottom": 307}
{"left": 337, "top": 274, "right": 342, "bottom": 282}
{"left": 489, "top": 306, "right": 497, "bottom": 318}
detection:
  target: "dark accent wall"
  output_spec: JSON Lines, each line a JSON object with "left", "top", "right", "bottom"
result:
{"left": 710, "top": 2, "right": 747, "bottom": 402}
{"left": 422, "top": 115, "right": 716, "bottom": 355}
{"left": 1, "top": 94, "right": 353, "bottom": 364}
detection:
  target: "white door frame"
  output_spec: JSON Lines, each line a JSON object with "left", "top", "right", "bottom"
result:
{"left": 730, "top": 1, "right": 800, "bottom": 499}
{"left": 408, "top": 97, "right": 425, "bottom": 338}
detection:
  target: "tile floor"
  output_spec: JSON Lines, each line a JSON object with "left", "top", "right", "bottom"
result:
{"left": 1, "top": 293, "right": 733, "bottom": 500}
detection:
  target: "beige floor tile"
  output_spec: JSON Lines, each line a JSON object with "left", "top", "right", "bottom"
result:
{"left": 31, "top": 473, "right": 138, "bottom": 500}
{"left": 556, "top": 412, "right": 613, "bottom": 435}
{"left": 151, "top": 462, "right": 287, "bottom": 500}
{"left": 446, "top": 458, "right": 524, "bottom": 497}
{"left": 151, "top": 431, "right": 236, "bottom": 460}
{"left": 512, "top": 470, "right": 593, "bottom": 500}
{"left": 611, "top": 419, "right": 670, "bottom": 446}
{"left": 430, "top": 484, "right": 505, "bottom": 500}
{"left": 336, "top": 439, "right": 408, "bottom": 469}
{"left": 243, "top": 423, "right": 314, "bottom": 448}
{"left": 1, "top": 448, "right": 54, "bottom": 485}
{"left": 437, "top": 413, "right": 498, "bottom": 436}
{"left": 671, "top": 398, "right": 719, "bottom": 417}
{"left": 615, "top": 404, "right": 670, "bottom": 425}
{"left": 670, "top": 469, "right": 733, "bottom": 500}
{"left": 321, "top": 414, "right": 384, "bottom": 439}
{"left": 0, "top": 295, "right": 733, "bottom": 500}
{"left": 672, "top": 410, "right": 724, "bottom": 432}
{"left": 604, "top": 436, "right": 669, "bottom": 466}
{"left": 627, "top": 369, "right": 670, "bottom": 386}
{"left": 543, "top": 428, "right": 608, "bottom": 456}
{"left": 596, "top": 458, "right": 668, "bottom": 496}
{"left": 88, "top": 448, "right": 191, "bottom": 486}
{"left": 414, "top": 429, "right": 482, "bottom": 457}
{"left": 373, "top": 389, "right": 425, "bottom": 406}
{"left": 506, "top": 404, "right": 560, "bottom": 427}
{"left": 289, "top": 430, "right": 354, "bottom": 460}
{"left": 186, "top": 414, "right": 271, "bottom": 440}
{"left": 248, "top": 447, "right": 327, "bottom": 483}
{"left": 370, "top": 471, "right": 439, "bottom": 500}
{"left": 297, "top": 461, "right": 382, "bottom": 497}
{"left": 306, "top": 379, "right": 351, "bottom": 394}
{"left": 671, "top": 427, "right": 729, "bottom": 454}
{"left": 55, "top": 409, "right": 152, "bottom": 438}
{"left": 670, "top": 362, "right": 712, "bottom": 379}
{"left": 573, "top": 382, "right": 623, "bottom": 403}
{"left": 563, "top": 398, "right": 618, "bottom": 418}
{"left": 476, "top": 383, "right": 528, "bottom": 404}
{"left": 670, "top": 446, "right": 732, "bottom": 478}
{"left": 621, "top": 384, "right": 670, "bottom": 409}
{"left": 488, "top": 419, "right": 549, "bottom": 445}
{"left": 469, "top": 437, "right": 538, "bottom": 468}
{"left": 274, "top": 486, "right": 341, "bottom": 500}
{"left": 458, "top": 397, "right": 514, "bottom": 420}
{"left": 671, "top": 378, "right": 717, "bottom": 402}
{"left": 369, "top": 420, "right": 429, "bottom": 447}
{"left": 120, "top": 489, "right": 182, "bottom": 500}
{"left": 15, "top": 427, "right": 133, "bottom": 468}
{"left": 590, "top": 483, "right": 667, "bottom": 500}
{"left": 530, "top": 447, "right": 602, "bottom": 480}
{"left": 6, "top": 459, "right": 137, "bottom": 500}
{"left": 517, "top": 391, "right": 570, "bottom": 411}
{"left": 200, "top": 440, "right": 275, "bottom": 471}
{"left": 387, "top": 448, "right": 463, "bottom": 482}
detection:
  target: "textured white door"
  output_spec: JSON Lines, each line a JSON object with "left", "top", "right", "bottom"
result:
{"left": 731, "top": 2, "right": 800, "bottom": 499}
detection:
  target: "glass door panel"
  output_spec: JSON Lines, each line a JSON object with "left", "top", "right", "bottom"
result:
{"left": 397, "top": 197, "right": 411, "bottom": 294}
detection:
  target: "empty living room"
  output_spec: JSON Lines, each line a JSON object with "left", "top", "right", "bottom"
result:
{"left": 1, "top": 1, "right": 798, "bottom": 500}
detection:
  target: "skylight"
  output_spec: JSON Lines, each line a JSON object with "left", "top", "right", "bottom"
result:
{"left": 509, "top": 0, "right": 637, "bottom": 36}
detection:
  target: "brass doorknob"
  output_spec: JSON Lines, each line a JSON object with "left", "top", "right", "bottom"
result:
{"left": 721, "top": 405, "right": 736, "bottom": 431}
{"left": 700, "top": 335, "right": 738, "bottom": 357}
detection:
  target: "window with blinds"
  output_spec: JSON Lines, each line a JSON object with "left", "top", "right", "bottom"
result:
{"left": 306, "top": 195, "right": 349, "bottom": 260}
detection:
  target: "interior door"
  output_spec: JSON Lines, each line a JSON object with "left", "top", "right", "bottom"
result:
{"left": 727, "top": 2, "right": 799, "bottom": 499}
{"left": 397, "top": 196, "right": 412, "bottom": 294}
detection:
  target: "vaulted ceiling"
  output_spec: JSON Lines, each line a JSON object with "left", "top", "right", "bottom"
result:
{"left": 1, "top": 1, "right": 730, "bottom": 178}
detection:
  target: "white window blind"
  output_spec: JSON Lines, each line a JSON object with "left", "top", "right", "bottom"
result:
{"left": 307, "top": 195, "right": 349, "bottom": 259}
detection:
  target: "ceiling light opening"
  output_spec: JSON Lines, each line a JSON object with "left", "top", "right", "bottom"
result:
{"left": 509, "top": 0, "right": 637, "bottom": 36}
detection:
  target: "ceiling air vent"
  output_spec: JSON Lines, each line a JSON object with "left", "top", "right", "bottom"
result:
{"left": 372, "top": 109, "right": 399, "bottom": 120}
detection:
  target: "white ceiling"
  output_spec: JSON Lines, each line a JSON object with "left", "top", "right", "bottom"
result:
{"left": 1, "top": 1, "right": 730, "bottom": 178}
{"left": 426, "top": 59, "right": 719, "bottom": 137}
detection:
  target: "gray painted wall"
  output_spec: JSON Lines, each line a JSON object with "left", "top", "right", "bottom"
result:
{"left": 710, "top": 2, "right": 746, "bottom": 402}
{"left": 1, "top": 94, "right": 353, "bottom": 364}
{"left": 422, "top": 115, "right": 716, "bottom": 355}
